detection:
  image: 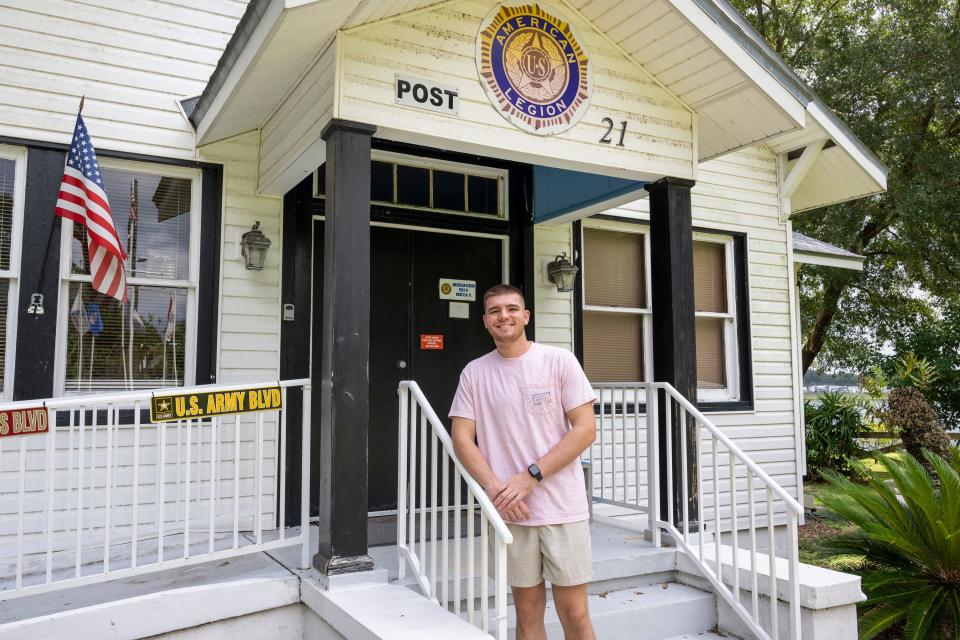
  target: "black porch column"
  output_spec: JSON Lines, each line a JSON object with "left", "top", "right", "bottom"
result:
{"left": 313, "top": 119, "right": 376, "bottom": 575}
{"left": 645, "top": 177, "right": 698, "bottom": 529}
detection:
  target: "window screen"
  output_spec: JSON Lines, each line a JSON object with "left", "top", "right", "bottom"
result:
{"left": 0, "top": 158, "right": 15, "bottom": 394}
{"left": 584, "top": 229, "right": 645, "bottom": 308}
{"left": 583, "top": 311, "right": 644, "bottom": 382}
{"left": 0, "top": 158, "right": 12, "bottom": 271}
{"left": 696, "top": 317, "right": 726, "bottom": 389}
{"left": 63, "top": 166, "right": 194, "bottom": 393}
{"left": 694, "top": 241, "right": 726, "bottom": 313}
{"left": 70, "top": 171, "right": 191, "bottom": 281}
{"left": 64, "top": 283, "right": 187, "bottom": 392}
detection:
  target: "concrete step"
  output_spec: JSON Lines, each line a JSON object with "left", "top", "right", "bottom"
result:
{"left": 663, "top": 633, "right": 733, "bottom": 640}
{"left": 504, "top": 582, "right": 718, "bottom": 640}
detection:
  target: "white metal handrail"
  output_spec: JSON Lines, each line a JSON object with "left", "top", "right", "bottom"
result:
{"left": 0, "top": 378, "right": 311, "bottom": 600}
{"left": 397, "top": 381, "right": 512, "bottom": 639}
{"left": 588, "top": 381, "right": 803, "bottom": 640}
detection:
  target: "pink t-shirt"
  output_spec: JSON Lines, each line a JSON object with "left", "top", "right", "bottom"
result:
{"left": 449, "top": 342, "right": 596, "bottom": 526}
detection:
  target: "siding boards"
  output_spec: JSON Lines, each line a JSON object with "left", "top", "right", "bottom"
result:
{"left": 259, "top": 43, "right": 337, "bottom": 191}
{"left": 0, "top": 0, "right": 245, "bottom": 158}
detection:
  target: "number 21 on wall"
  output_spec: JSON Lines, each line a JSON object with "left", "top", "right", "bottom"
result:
{"left": 599, "top": 117, "right": 627, "bottom": 146}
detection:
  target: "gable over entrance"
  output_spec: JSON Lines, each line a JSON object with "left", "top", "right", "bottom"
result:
{"left": 190, "top": 0, "right": 886, "bottom": 214}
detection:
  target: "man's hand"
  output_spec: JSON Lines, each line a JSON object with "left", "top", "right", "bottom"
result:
{"left": 493, "top": 471, "right": 538, "bottom": 513}
{"left": 485, "top": 480, "right": 531, "bottom": 522}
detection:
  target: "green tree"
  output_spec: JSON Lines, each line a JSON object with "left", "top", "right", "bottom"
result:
{"left": 729, "top": 0, "right": 960, "bottom": 374}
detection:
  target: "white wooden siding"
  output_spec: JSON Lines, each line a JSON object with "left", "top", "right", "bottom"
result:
{"left": 200, "top": 131, "right": 283, "bottom": 383}
{"left": 259, "top": 41, "right": 337, "bottom": 193}
{"left": 335, "top": 0, "right": 694, "bottom": 182}
{"left": 532, "top": 145, "right": 802, "bottom": 524}
{"left": 0, "top": 0, "right": 247, "bottom": 158}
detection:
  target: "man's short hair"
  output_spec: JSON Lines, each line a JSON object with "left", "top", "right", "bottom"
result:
{"left": 483, "top": 283, "right": 526, "bottom": 310}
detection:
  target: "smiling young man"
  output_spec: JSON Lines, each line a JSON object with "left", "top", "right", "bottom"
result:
{"left": 450, "top": 283, "right": 597, "bottom": 640}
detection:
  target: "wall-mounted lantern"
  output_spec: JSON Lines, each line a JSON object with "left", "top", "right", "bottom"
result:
{"left": 546, "top": 252, "right": 579, "bottom": 292}
{"left": 240, "top": 221, "right": 272, "bottom": 271}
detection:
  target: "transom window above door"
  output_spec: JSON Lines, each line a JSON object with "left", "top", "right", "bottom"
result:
{"left": 579, "top": 223, "right": 751, "bottom": 405}
{"left": 314, "top": 151, "right": 507, "bottom": 219}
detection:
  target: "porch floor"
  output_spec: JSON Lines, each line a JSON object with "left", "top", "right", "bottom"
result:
{"left": 0, "top": 509, "right": 704, "bottom": 640}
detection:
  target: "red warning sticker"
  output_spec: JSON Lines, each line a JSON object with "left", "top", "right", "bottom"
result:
{"left": 420, "top": 334, "right": 444, "bottom": 350}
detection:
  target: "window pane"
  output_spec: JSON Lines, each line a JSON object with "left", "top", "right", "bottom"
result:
{"left": 696, "top": 317, "right": 726, "bottom": 389}
{"left": 70, "top": 169, "right": 192, "bottom": 281}
{"left": 0, "top": 158, "right": 13, "bottom": 271}
{"left": 583, "top": 311, "right": 644, "bottom": 382}
{"left": 694, "top": 241, "right": 726, "bottom": 313}
{"left": 371, "top": 161, "right": 394, "bottom": 203}
{"left": 64, "top": 283, "right": 186, "bottom": 392}
{"left": 0, "top": 283, "right": 7, "bottom": 391}
{"left": 433, "top": 170, "right": 465, "bottom": 212}
{"left": 467, "top": 175, "right": 498, "bottom": 215}
{"left": 396, "top": 165, "right": 429, "bottom": 207}
{"left": 584, "top": 229, "right": 645, "bottom": 308}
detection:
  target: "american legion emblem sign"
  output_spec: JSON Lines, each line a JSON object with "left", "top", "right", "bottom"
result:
{"left": 477, "top": 2, "right": 592, "bottom": 135}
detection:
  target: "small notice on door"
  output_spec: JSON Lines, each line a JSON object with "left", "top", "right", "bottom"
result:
{"left": 439, "top": 278, "right": 476, "bottom": 301}
{"left": 449, "top": 301, "right": 470, "bottom": 319}
{"left": 420, "top": 334, "right": 444, "bottom": 350}
{"left": 151, "top": 386, "right": 282, "bottom": 422}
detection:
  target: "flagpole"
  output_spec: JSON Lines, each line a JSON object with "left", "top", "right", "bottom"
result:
{"left": 77, "top": 332, "right": 83, "bottom": 390}
{"left": 173, "top": 332, "right": 178, "bottom": 386}
{"left": 120, "top": 302, "right": 128, "bottom": 387}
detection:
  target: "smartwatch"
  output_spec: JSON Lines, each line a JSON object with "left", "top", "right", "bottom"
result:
{"left": 527, "top": 463, "right": 543, "bottom": 482}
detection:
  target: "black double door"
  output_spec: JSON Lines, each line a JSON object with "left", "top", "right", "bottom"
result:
{"left": 312, "top": 222, "right": 504, "bottom": 512}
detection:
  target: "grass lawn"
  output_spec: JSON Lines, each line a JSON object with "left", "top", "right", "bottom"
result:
{"left": 800, "top": 455, "right": 902, "bottom": 571}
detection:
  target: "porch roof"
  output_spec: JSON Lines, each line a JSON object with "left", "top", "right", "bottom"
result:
{"left": 792, "top": 231, "right": 865, "bottom": 271}
{"left": 187, "top": 0, "right": 887, "bottom": 212}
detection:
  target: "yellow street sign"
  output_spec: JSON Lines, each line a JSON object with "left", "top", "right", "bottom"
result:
{"left": 150, "top": 386, "right": 282, "bottom": 422}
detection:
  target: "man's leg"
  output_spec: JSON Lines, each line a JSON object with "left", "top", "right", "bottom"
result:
{"left": 552, "top": 583, "right": 595, "bottom": 640}
{"left": 512, "top": 582, "right": 548, "bottom": 640}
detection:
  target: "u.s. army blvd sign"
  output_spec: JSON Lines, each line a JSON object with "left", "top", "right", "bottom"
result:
{"left": 150, "top": 386, "right": 282, "bottom": 422}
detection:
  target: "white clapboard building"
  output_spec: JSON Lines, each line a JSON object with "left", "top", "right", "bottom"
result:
{"left": 0, "top": 1, "right": 883, "bottom": 639}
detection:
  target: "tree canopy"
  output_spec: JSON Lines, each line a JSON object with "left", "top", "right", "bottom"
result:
{"left": 729, "top": 0, "right": 960, "bottom": 418}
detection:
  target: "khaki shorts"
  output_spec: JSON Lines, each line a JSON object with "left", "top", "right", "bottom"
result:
{"left": 494, "top": 520, "right": 592, "bottom": 588}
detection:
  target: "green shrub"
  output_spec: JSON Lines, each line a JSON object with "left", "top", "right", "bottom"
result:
{"left": 805, "top": 391, "right": 866, "bottom": 478}
{"left": 819, "top": 451, "right": 960, "bottom": 639}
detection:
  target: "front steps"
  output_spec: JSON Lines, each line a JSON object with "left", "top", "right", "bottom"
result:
{"left": 510, "top": 582, "right": 718, "bottom": 640}
{"left": 372, "top": 519, "right": 743, "bottom": 640}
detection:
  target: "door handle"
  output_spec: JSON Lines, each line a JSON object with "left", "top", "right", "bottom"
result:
{"left": 396, "top": 360, "right": 407, "bottom": 370}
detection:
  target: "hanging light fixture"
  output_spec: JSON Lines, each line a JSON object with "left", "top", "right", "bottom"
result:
{"left": 240, "top": 221, "right": 272, "bottom": 271}
{"left": 546, "top": 252, "right": 579, "bottom": 292}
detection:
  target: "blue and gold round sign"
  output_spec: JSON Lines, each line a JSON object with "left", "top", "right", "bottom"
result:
{"left": 477, "top": 2, "right": 592, "bottom": 135}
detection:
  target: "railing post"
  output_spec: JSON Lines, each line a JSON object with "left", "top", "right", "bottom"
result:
{"left": 646, "top": 385, "right": 661, "bottom": 547}
{"left": 397, "top": 384, "right": 408, "bottom": 581}
{"left": 301, "top": 383, "right": 312, "bottom": 570}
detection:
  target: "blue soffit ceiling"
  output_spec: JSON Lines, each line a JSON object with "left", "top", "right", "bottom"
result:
{"left": 532, "top": 166, "right": 648, "bottom": 224}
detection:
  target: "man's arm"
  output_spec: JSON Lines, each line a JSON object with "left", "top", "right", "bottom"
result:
{"left": 451, "top": 416, "right": 530, "bottom": 521}
{"left": 493, "top": 401, "right": 596, "bottom": 511}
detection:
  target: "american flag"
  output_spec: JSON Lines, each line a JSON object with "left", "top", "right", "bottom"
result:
{"left": 54, "top": 112, "right": 127, "bottom": 302}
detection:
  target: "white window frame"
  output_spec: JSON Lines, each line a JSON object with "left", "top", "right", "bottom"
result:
{"left": 692, "top": 231, "right": 740, "bottom": 403}
{"left": 53, "top": 158, "right": 202, "bottom": 396}
{"left": 0, "top": 145, "right": 26, "bottom": 401}
{"left": 580, "top": 221, "right": 741, "bottom": 403}
{"left": 313, "top": 150, "right": 510, "bottom": 220}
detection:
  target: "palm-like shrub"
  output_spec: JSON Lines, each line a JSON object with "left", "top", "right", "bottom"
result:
{"left": 805, "top": 390, "right": 866, "bottom": 478}
{"left": 818, "top": 451, "right": 960, "bottom": 639}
